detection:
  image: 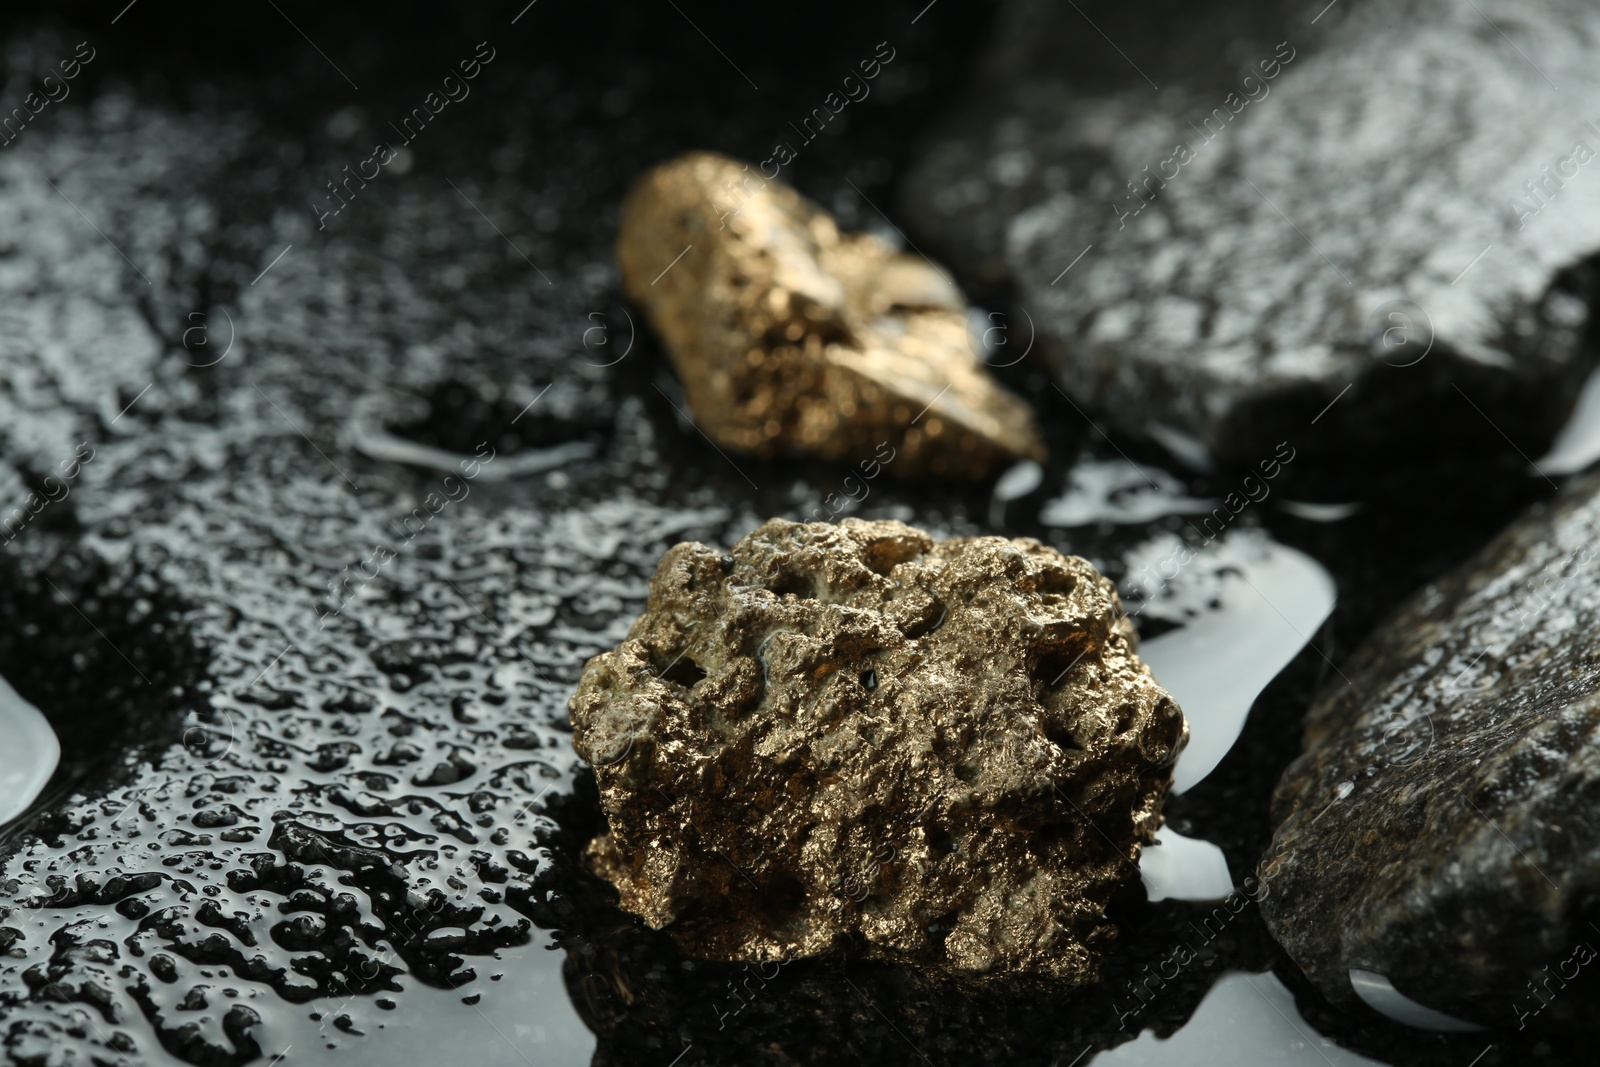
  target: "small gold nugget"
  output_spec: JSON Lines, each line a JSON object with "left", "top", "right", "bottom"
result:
{"left": 570, "top": 518, "right": 1186, "bottom": 981}
{"left": 617, "top": 152, "right": 1047, "bottom": 479}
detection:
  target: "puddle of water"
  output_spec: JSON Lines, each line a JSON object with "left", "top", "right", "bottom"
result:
{"left": 1039, "top": 459, "right": 1215, "bottom": 527}
{"left": 1130, "top": 529, "right": 1334, "bottom": 905}
{"left": 989, "top": 459, "right": 1044, "bottom": 525}
{"left": 1143, "top": 423, "right": 1215, "bottom": 473}
{"left": 350, "top": 414, "right": 596, "bottom": 479}
{"left": 994, "top": 459, "right": 1045, "bottom": 501}
{"left": 1348, "top": 970, "right": 1483, "bottom": 1033}
{"left": 293, "top": 929, "right": 596, "bottom": 1067}
{"left": 1128, "top": 531, "right": 1337, "bottom": 794}
{"left": 1094, "top": 972, "right": 1383, "bottom": 1066}
{"left": 1537, "top": 363, "right": 1600, "bottom": 475}
{"left": 1278, "top": 500, "right": 1363, "bottom": 522}
{"left": 1140, "top": 825, "right": 1234, "bottom": 902}
{"left": 0, "top": 673, "right": 57, "bottom": 826}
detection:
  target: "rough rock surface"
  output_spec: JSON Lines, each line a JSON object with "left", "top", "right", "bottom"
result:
{"left": 569, "top": 517, "right": 1186, "bottom": 980}
{"left": 901, "top": 0, "right": 1600, "bottom": 462}
{"left": 618, "top": 152, "right": 1047, "bottom": 479}
{"left": 1261, "top": 467, "right": 1600, "bottom": 1026}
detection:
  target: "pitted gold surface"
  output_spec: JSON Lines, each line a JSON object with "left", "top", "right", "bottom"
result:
{"left": 569, "top": 518, "right": 1186, "bottom": 980}
{"left": 617, "top": 152, "right": 1047, "bottom": 480}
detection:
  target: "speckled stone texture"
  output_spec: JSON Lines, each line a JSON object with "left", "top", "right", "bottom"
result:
{"left": 1261, "top": 467, "right": 1600, "bottom": 1026}
{"left": 569, "top": 518, "right": 1186, "bottom": 980}
{"left": 618, "top": 152, "right": 1047, "bottom": 479}
{"left": 900, "top": 0, "right": 1600, "bottom": 462}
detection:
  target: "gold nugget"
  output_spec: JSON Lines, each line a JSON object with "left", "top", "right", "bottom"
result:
{"left": 570, "top": 518, "right": 1186, "bottom": 980}
{"left": 617, "top": 152, "right": 1047, "bottom": 479}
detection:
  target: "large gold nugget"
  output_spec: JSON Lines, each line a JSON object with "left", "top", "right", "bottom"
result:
{"left": 616, "top": 152, "right": 1047, "bottom": 479}
{"left": 569, "top": 518, "right": 1187, "bottom": 981}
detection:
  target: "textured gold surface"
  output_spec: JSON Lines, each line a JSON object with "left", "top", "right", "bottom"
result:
{"left": 569, "top": 518, "right": 1186, "bottom": 980}
{"left": 617, "top": 152, "right": 1047, "bottom": 480}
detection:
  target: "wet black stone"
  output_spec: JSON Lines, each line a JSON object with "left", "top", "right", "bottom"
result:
{"left": 1262, "top": 467, "right": 1600, "bottom": 1031}
{"left": 900, "top": 0, "right": 1600, "bottom": 465}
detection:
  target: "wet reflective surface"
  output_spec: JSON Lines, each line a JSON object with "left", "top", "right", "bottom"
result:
{"left": 1136, "top": 532, "right": 1337, "bottom": 795}
{"left": 0, "top": 674, "right": 56, "bottom": 825}
{"left": 0, "top": 4, "right": 1593, "bottom": 1065}
{"left": 1098, "top": 972, "right": 1384, "bottom": 1067}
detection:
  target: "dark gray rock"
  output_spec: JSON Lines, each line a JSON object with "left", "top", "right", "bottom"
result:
{"left": 1261, "top": 466, "right": 1600, "bottom": 1028}
{"left": 901, "top": 0, "right": 1600, "bottom": 462}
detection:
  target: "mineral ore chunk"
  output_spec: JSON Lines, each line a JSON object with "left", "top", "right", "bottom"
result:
{"left": 617, "top": 152, "right": 1047, "bottom": 480}
{"left": 569, "top": 518, "right": 1186, "bottom": 980}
